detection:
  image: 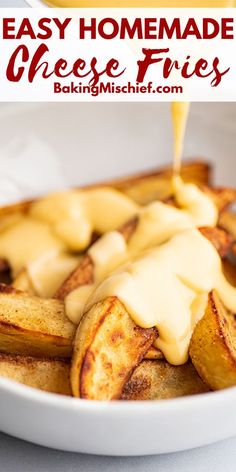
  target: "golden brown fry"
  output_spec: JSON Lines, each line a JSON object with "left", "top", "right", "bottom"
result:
{"left": 71, "top": 296, "right": 157, "bottom": 400}
{"left": 199, "top": 227, "right": 233, "bottom": 258}
{"left": 144, "top": 347, "right": 164, "bottom": 360}
{"left": 55, "top": 255, "right": 94, "bottom": 301}
{"left": 55, "top": 218, "right": 139, "bottom": 300}
{"left": 0, "top": 353, "right": 71, "bottom": 395}
{"left": 122, "top": 360, "right": 209, "bottom": 400}
{"left": 204, "top": 187, "right": 236, "bottom": 213}
{"left": 190, "top": 291, "right": 236, "bottom": 390}
{"left": 219, "top": 211, "right": 236, "bottom": 238}
{"left": 0, "top": 161, "right": 210, "bottom": 219}
{"left": 107, "top": 160, "right": 211, "bottom": 205}
{"left": 0, "top": 284, "right": 75, "bottom": 358}
{"left": 223, "top": 258, "right": 236, "bottom": 287}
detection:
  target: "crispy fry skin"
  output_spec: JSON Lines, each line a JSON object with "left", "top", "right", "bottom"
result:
{"left": 85, "top": 160, "right": 211, "bottom": 205}
{"left": 144, "top": 346, "right": 164, "bottom": 360}
{"left": 219, "top": 211, "right": 236, "bottom": 258}
{"left": 0, "top": 161, "right": 210, "bottom": 220}
{"left": 55, "top": 255, "right": 94, "bottom": 301}
{"left": 0, "top": 353, "right": 71, "bottom": 395}
{"left": 190, "top": 291, "right": 236, "bottom": 390}
{"left": 204, "top": 188, "right": 236, "bottom": 213}
{"left": 55, "top": 218, "right": 139, "bottom": 301}
{"left": 199, "top": 227, "right": 233, "bottom": 258}
{"left": 71, "top": 296, "right": 157, "bottom": 400}
{"left": 0, "top": 284, "right": 75, "bottom": 358}
{"left": 122, "top": 360, "right": 209, "bottom": 400}
{"left": 219, "top": 211, "right": 236, "bottom": 238}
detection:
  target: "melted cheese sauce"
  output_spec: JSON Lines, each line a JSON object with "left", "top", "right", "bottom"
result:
{"left": 30, "top": 188, "right": 139, "bottom": 252}
{"left": 65, "top": 177, "right": 218, "bottom": 324}
{"left": 172, "top": 102, "right": 190, "bottom": 175}
{"left": 0, "top": 187, "right": 139, "bottom": 278}
{"left": 84, "top": 229, "right": 236, "bottom": 364}
{"left": 0, "top": 218, "right": 65, "bottom": 276}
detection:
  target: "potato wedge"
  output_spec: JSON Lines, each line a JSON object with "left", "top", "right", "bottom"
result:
{"left": 71, "top": 296, "right": 157, "bottom": 400}
{"left": 96, "top": 160, "right": 211, "bottom": 205}
{"left": 190, "top": 291, "right": 236, "bottom": 390}
{"left": 219, "top": 211, "right": 236, "bottom": 238}
{"left": 223, "top": 258, "right": 236, "bottom": 287}
{"left": 55, "top": 218, "right": 139, "bottom": 300}
{"left": 199, "top": 227, "right": 233, "bottom": 258}
{"left": 122, "top": 360, "right": 209, "bottom": 400}
{"left": 0, "top": 285, "right": 75, "bottom": 358}
{"left": 144, "top": 346, "right": 164, "bottom": 360}
{"left": 0, "top": 161, "right": 210, "bottom": 221}
{"left": 204, "top": 187, "right": 236, "bottom": 213}
{"left": 0, "top": 353, "right": 71, "bottom": 395}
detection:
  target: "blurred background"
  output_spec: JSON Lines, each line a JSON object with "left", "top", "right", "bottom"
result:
{"left": 0, "top": 102, "right": 235, "bottom": 204}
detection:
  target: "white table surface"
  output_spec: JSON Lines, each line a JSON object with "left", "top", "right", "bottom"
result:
{"left": 0, "top": 0, "right": 236, "bottom": 469}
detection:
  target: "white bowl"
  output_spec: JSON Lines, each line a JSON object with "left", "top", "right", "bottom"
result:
{"left": 0, "top": 102, "right": 236, "bottom": 455}
{"left": 25, "top": 0, "right": 48, "bottom": 6}
{"left": 1, "top": 376, "right": 236, "bottom": 456}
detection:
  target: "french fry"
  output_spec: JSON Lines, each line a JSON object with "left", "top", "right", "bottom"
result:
{"left": 55, "top": 218, "right": 138, "bottom": 300}
{"left": 0, "top": 285, "right": 76, "bottom": 358}
{"left": 56, "top": 226, "right": 233, "bottom": 300}
{"left": 122, "top": 360, "right": 209, "bottom": 400}
{"left": 199, "top": 226, "right": 233, "bottom": 258}
{"left": 13, "top": 269, "right": 36, "bottom": 295}
{"left": 92, "top": 160, "right": 211, "bottom": 205}
{"left": 71, "top": 296, "right": 157, "bottom": 400}
{"left": 0, "top": 259, "right": 11, "bottom": 285}
{"left": 190, "top": 291, "right": 236, "bottom": 390}
{"left": 0, "top": 353, "right": 71, "bottom": 395}
{"left": 203, "top": 187, "right": 236, "bottom": 213}
{"left": 219, "top": 211, "right": 236, "bottom": 238}
{"left": 0, "top": 161, "right": 211, "bottom": 219}
{"left": 144, "top": 346, "right": 164, "bottom": 360}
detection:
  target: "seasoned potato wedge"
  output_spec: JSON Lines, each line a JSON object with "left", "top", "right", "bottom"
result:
{"left": 0, "top": 285, "right": 75, "bottom": 358}
{"left": 219, "top": 211, "right": 236, "bottom": 257}
{"left": 122, "top": 360, "right": 209, "bottom": 400}
{"left": 55, "top": 218, "right": 138, "bottom": 300}
{"left": 190, "top": 291, "right": 236, "bottom": 390}
{"left": 0, "top": 161, "right": 210, "bottom": 222}
{"left": 204, "top": 188, "right": 236, "bottom": 213}
{"left": 144, "top": 346, "right": 164, "bottom": 360}
{"left": 0, "top": 353, "right": 71, "bottom": 395}
{"left": 219, "top": 211, "right": 236, "bottom": 238}
{"left": 199, "top": 227, "right": 233, "bottom": 258}
{"left": 71, "top": 296, "right": 157, "bottom": 400}
{"left": 98, "top": 160, "right": 211, "bottom": 205}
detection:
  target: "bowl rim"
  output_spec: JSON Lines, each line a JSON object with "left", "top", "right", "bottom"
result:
{"left": 1, "top": 374, "right": 236, "bottom": 414}
{"left": 25, "top": 0, "right": 49, "bottom": 7}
